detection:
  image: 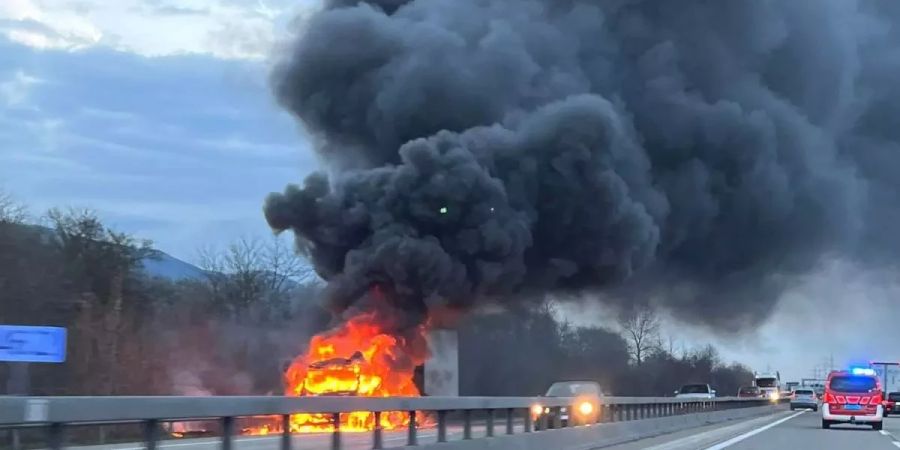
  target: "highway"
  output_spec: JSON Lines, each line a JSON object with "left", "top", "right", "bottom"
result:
{"left": 609, "top": 408, "right": 900, "bottom": 450}
{"left": 63, "top": 420, "right": 524, "bottom": 450}
{"left": 49, "top": 408, "right": 900, "bottom": 450}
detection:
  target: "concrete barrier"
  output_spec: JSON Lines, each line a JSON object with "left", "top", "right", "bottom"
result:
{"left": 412, "top": 404, "right": 784, "bottom": 450}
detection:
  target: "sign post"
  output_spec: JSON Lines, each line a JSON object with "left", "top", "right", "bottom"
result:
{"left": 1, "top": 326, "right": 66, "bottom": 450}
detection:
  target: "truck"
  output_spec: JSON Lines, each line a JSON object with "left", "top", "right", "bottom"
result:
{"left": 754, "top": 372, "right": 781, "bottom": 399}
{"left": 871, "top": 362, "right": 900, "bottom": 394}
{"left": 801, "top": 378, "right": 826, "bottom": 397}
{"left": 872, "top": 363, "right": 900, "bottom": 416}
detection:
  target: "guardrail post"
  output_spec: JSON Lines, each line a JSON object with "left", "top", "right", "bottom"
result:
{"left": 523, "top": 409, "right": 532, "bottom": 433}
{"left": 331, "top": 413, "right": 341, "bottom": 450}
{"left": 437, "top": 410, "right": 447, "bottom": 443}
{"left": 639, "top": 404, "right": 645, "bottom": 420}
{"left": 221, "top": 417, "right": 234, "bottom": 450}
{"left": 407, "top": 411, "right": 417, "bottom": 446}
{"left": 464, "top": 410, "right": 473, "bottom": 438}
{"left": 144, "top": 419, "right": 159, "bottom": 450}
{"left": 281, "top": 414, "right": 291, "bottom": 450}
{"left": 11, "top": 429, "right": 21, "bottom": 450}
{"left": 486, "top": 409, "right": 495, "bottom": 437}
{"left": 373, "top": 411, "right": 383, "bottom": 449}
{"left": 540, "top": 408, "right": 549, "bottom": 430}
{"left": 47, "top": 423, "right": 63, "bottom": 450}
{"left": 506, "top": 408, "right": 514, "bottom": 434}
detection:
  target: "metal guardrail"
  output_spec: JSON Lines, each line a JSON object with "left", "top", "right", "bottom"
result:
{"left": 0, "top": 396, "right": 782, "bottom": 450}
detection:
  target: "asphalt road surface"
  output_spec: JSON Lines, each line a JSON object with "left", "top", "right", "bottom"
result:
{"left": 62, "top": 419, "right": 525, "bottom": 450}
{"left": 609, "top": 408, "right": 900, "bottom": 450}
{"left": 57, "top": 410, "right": 900, "bottom": 449}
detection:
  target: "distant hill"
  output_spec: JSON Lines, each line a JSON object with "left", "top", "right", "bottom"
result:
{"left": 141, "top": 250, "right": 206, "bottom": 281}
{"left": 13, "top": 223, "right": 208, "bottom": 282}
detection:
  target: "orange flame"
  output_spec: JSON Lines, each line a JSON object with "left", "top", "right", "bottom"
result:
{"left": 246, "top": 312, "right": 429, "bottom": 434}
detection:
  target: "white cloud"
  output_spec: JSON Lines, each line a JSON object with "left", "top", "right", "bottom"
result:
{"left": 0, "top": 0, "right": 321, "bottom": 59}
{"left": 0, "top": 0, "right": 103, "bottom": 50}
{"left": 0, "top": 70, "right": 44, "bottom": 107}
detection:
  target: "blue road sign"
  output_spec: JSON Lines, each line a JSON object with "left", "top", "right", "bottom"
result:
{"left": 0, "top": 326, "right": 67, "bottom": 363}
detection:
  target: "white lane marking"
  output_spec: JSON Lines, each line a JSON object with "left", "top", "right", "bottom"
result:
{"left": 701, "top": 411, "right": 806, "bottom": 450}
{"left": 893, "top": 443, "right": 900, "bottom": 449}
{"left": 642, "top": 413, "right": 793, "bottom": 450}
{"left": 882, "top": 430, "right": 891, "bottom": 436}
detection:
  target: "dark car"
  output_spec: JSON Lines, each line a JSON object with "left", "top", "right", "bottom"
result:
{"left": 737, "top": 386, "right": 763, "bottom": 398}
{"left": 885, "top": 392, "right": 900, "bottom": 417}
{"left": 532, "top": 381, "right": 604, "bottom": 429}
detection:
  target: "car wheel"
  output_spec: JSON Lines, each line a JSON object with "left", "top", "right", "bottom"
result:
{"left": 790, "top": 407, "right": 795, "bottom": 411}
{"left": 885, "top": 412, "right": 890, "bottom": 418}
{"left": 813, "top": 407, "right": 818, "bottom": 412}
{"left": 822, "top": 419, "right": 831, "bottom": 429}
{"left": 873, "top": 421, "right": 883, "bottom": 431}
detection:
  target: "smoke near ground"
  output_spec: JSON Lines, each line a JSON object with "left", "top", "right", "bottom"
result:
{"left": 265, "top": 0, "right": 900, "bottom": 331}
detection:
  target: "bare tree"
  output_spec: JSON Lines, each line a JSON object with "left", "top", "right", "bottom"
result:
{"left": 262, "top": 235, "right": 311, "bottom": 297}
{"left": 225, "top": 237, "right": 266, "bottom": 315}
{"left": 0, "top": 189, "right": 27, "bottom": 224}
{"left": 621, "top": 305, "right": 661, "bottom": 366}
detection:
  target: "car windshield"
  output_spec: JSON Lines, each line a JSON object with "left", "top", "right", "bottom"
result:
{"left": 755, "top": 378, "right": 777, "bottom": 388}
{"left": 829, "top": 376, "right": 877, "bottom": 393}
{"left": 679, "top": 384, "right": 710, "bottom": 394}
{"left": 545, "top": 382, "right": 600, "bottom": 397}
{"left": 739, "top": 387, "right": 759, "bottom": 394}
{"left": 794, "top": 390, "right": 814, "bottom": 396}
{"left": 889, "top": 393, "right": 900, "bottom": 402}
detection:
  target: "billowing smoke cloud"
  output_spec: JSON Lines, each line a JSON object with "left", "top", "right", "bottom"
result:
{"left": 265, "top": 0, "right": 900, "bottom": 331}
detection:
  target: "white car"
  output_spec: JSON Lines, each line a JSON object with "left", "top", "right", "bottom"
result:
{"left": 675, "top": 383, "right": 716, "bottom": 399}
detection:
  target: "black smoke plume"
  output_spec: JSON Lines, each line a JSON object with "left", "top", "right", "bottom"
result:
{"left": 265, "top": 0, "right": 900, "bottom": 331}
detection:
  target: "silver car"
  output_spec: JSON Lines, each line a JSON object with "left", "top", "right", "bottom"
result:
{"left": 790, "top": 388, "right": 818, "bottom": 411}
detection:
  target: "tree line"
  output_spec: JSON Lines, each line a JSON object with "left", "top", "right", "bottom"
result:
{"left": 458, "top": 304, "right": 754, "bottom": 397}
{"left": 0, "top": 191, "right": 753, "bottom": 397}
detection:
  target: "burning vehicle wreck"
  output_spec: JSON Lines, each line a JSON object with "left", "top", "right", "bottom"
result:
{"left": 299, "top": 351, "right": 366, "bottom": 396}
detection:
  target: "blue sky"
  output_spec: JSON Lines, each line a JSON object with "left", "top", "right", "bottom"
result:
{"left": 0, "top": 0, "right": 321, "bottom": 262}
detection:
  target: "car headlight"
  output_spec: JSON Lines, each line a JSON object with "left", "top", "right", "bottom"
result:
{"left": 578, "top": 401, "right": 594, "bottom": 415}
{"left": 531, "top": 404, "right": 543, "bottom": 416}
